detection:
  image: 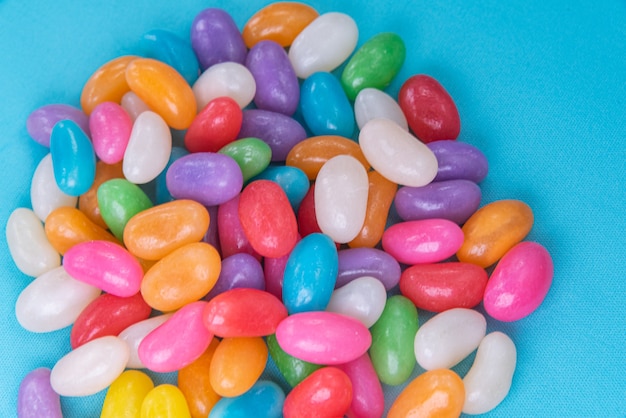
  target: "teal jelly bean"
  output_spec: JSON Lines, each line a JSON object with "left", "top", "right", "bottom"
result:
{"left": 141, "top": 29, "right": 201, "bottom": 85}
{"left": 266, "top": 334, "right": 321, "bottom": 388}
{"left": 299, "top": 72, "right": 355, "bottom": 138}
{"left": 209, "top": 380, "right": 285, "bottom": 418}
{"left": 218, "top": 137, "right": 272, "bottom": 182}
{"left": 251, "top": 165, "right": 309, "bottom": 212}
{"left": 97, "top": 178, "right": 153, "bottom": 240}
{"left": 50, "top": 120, "right": 95, "bottom": 196}
{"left": 341, "top": 32, "right": 406, "bottom": 100}
{"left": 369, "top": 295, "right": 418, "bottom": 385}
{"left": 156, "top": 146, "right": 188, "bottom": 204}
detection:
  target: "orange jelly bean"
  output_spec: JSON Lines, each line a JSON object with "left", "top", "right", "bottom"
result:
{"left": 78, "top": 161, "right": 124, "bottom": 229}
{"left": 123, "top": 200, "right": 210, "bottom": 261}
{"left": 80, "top": 55, "right": 137, "bottom": 115}
{"left": 125, "top": 58, "right": 197, "bottom": 130}
{"left": 457, "top": 199, "right": 534, "bottom": 268}
{"left": 141, "top": 242, "right": 221, "bottom": 312}
{"left": 178, "top": 339, "right": 221, "bottom": 418}
{"left": 209, "top": 337, "right": 268, "bottom": 398}
{"left": 44, "top": 207, "right": 119, "bottom": 255}
{"left": 242, "top": 2, "right": 319, "bottom": 48}
{"left": 388, "top": 369, "right": 465, "bottom": 418}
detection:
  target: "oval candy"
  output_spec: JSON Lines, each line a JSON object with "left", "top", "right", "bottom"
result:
{"left": 266, "top": 334, "right": 321, "bottom": 388}
{"left": 30, "top": 153, "right": 78, "bottom": 221}
{"left": 205, "top": 252, "right": 265, "bottom": 300}
{"left": 282, "top": 367, "right": 352, "bottom": 418}
{"left": 178, "top": 340, "right": 221, "bottom": 418}
{"left": 428, "top": 139, "right": 489, "bottom": 183}
{"left": 209, "top": 380, "right": 284, "bottom": 418}
{"left": 89, "top": 101, "right": 132, "bottom": 164}
{"left": 354, "top": 87, "right": 408, "bottom": 131}
{"left": 140, "top": 384, "right": 191, "bottom": 418}
{"left": 192, "top": 62, "right": 256, "bottom": 110}
{"left": 80, "top": 55, "right": 137, "bottom": 115}
{"left": 97, "top": 178, "right": 153, "bottom": 240}
{"left": 242, "top": 2, "right": 319, "bottom": 48}
{"left": 140, "top": 29, "right": 200, "bottom": 85}
{"left": 326, "top": 276, "right": 387, "bottom": 328}
{"left": 191, "top": 8, "right": 247, "bottom": 70}
{"left": 78, "top": 161, "right": 124, "bottom": 229}
{"left": 218, "top": 137, "right": 273, "bottom": 183}
{"left": 336, "top": 353, "right": 385, "bottom": 418}
{"left": 50, "top": 119, "right": 96, "bottom": 196}
{"left": 184, "top": 96, "right": 242, "bottom": 153}
{"left": 27, "top": 104, "right": 90, "bottom": 147}
{"left": 118, "top": 314, "right": 172, "bottom": 369}
{"left": 209, "top": 337, "right": 268, "bottom": 398}
{"left": 336, "top": 247, "right": 401, "bottom": 290}
{"left": 238, "top": 109, "right": 307, "bottom": 161}
{"left": 17, "top": 368, "right": 63, "bottom": 418}
{"left": 101, "top": 370, "right": 154, "bottom": 418}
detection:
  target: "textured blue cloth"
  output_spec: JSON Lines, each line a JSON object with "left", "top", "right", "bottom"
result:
{"left": 0, "top": 0, "right": 624, "bottom": 416}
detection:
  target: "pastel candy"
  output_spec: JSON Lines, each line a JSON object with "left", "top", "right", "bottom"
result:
{"left": 17, "top": 368, "right": 63, "bottom": 418}
{"left": 209, "top": 380, "right": 285, "bottom": 418}
{"left": 101, "top": 370, "right": 154, "bottom": 418}
{"left": 89, "top": 101, "right": 132, "bottom": 164}
{"left": 282, "top": 367, "right": 352, "bottom": 418}
{"left": 217, "top": 195, "right": 261, "bottom": 260}
{"left": 250, "top": 165, "right": 309, "bottom": 212}
{"left": 50, "top": 119, "right": 96, "bottom": 196}
{"left": 204, "top": 253, "right": 265, "bottom": 300}
{"left": 155, "top": 147, "right": 189, "bottom": 204}
{"left": 209, "top": 337, "right": 268, "bottom": 397}
{"left": 263, "top": 251, "right": 291, "bottom": 302}
{"left": 140, "top": 384, "right": 191, "bottom": 418}
{"left": 336, "top": 353, "right": 385, "bottom": 418}
{"left": 30, "top": 154, "right": 77, "bottom": 221}
{"left": 336, "top": 247, "right": 401, "bottom": 290}
{"left": 118, "top": 314, "right": 171, "bottom": 369}
{"left": 191, "top": 8, "right": 247, "bottom": 70}
{"left": 325, "top": 276, "right": 387, "bottom": 328}
{"left": 78, "top": 161, "right": 124, "bottom": 229}
{"left": 354, "top": 87, "right": 408, "bottom": 131}
{"left": 140, "top": 29, "right": 201, "bottom": 85}
{"left": 121, "top": 91, "right": 151, "bottom": 121}
{"left": 80, "top": 55, "right": 137, "bottom": 115}
{"left": 26, "top": 104, "right": 90, "bottom": 147}
{"left": 266, "top": 334, "right": 321, "bottom": 388}
{"left": 185, "top": 96, "right": 242, "bottom": 153}
{"left": 97, "top": 178, "right": 153, "bottom": 240}
{"left": 218, "top": 137, "right": 272, "bottom": 183}
{"left": 192, "top": 62, "right": 256, "bottom": 109}
{"left": 242, "top": 2, "right": 319, "bottom": 48}
{"left": 428, "top": 139, "right": 489, "bottom": 183}
{"left": 178, "top": 340, "right": 221, "bottom": 418}
{"left": 238, "top": 109, "right": 307, "bottom": 161}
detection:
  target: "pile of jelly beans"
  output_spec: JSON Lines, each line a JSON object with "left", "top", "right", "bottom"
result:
{"left": 9, "top": 2, "right": 554, "bottom": 417}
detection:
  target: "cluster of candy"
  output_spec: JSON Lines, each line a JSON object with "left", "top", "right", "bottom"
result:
{"left": 9, "top": 2, "right": 554, "bottom": 417}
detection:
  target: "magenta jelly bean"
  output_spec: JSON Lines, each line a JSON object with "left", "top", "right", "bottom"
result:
{"left": 217, "top": 195, "right": 261, "bottom": 260}
{"left": 336, "top": 247, "right": 401, "bottom": 290}
{"left": 263, "top": 251, "right": 291, "bottom": 300}
{"left": 26, "top": 104, "right": 90, "bottom": 147}
{"left": 337, "top": 353, "right": 385, "bottom": 418}
{"left": 17, "top": 368, "right": 63, "bottom": 418}
{"left": 427, "top": 139, "right": 489, "bottom": 183}
{"left": 191, "top": 8, "right": 247, "bottom": 70}
{"left": 89, "top": 101, "right": 132, "bottom": 164}
{"left": 205, "top": 252, "right": 265, "bottom": 300}
{"left": 50, "top": 119, "right": 96, "bottom": 196}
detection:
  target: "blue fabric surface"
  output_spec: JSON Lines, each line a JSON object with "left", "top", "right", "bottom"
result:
{"left": 0, "top": 0, "right": 624, "bottom": 416}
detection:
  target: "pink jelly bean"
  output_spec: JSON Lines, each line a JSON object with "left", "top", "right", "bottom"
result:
{"left": 89, "top": 101, "right": 132, "bottom": 164}
{"left": 217, "top": 195, "right": 262, "bottom": 260}
{"left": 337, "top": 353, "right": 385, "bottom": 418}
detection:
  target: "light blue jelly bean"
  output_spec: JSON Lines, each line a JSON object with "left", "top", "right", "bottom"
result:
{"left": 282, "top": 233, "right": 338, "bottom": 314}
{"left": 251, "top": 165, "right": 310, "bottom": 212}
{"left": 141, "top": 29, "right": 201, "bottom": 85}
{"left": 156, "top": 146, "right": 188, "bottom": 204}
{"left": 299, "top": 72, "right": 355, "bottom": 138}
{"left": 50, "top": 119, "right": 95, "bottom": 196}
{"left": 209, "top": 380, "right": 285, "bottom": 418}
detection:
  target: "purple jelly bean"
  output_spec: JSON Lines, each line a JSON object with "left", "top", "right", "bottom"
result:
{"left": 205, "top": 253, "right": 265, "bottom": 300}
{"left": 246, "top": 40, "right": 300, "bottom": 116}
{"left": 394, "top": 179, "right": 482, "bottom": 224}
{"left": 166, "top": 152, "right": 243, "bottom": 206}
{"left": 238, "top": 109, "right": 308, "bottom": 161}
{"left": 264, "top": 252, "right": 290, "bottom": 300}
{"left": 427, "top": 140, "right": 489, "bottom": 183}
{"left": 17, "top": 368, "right": 63, "bottom": 418}
{"left": 337, "top": 247, "right": 401, "bottom": 290}
{"left": 26, "top": 104, "right": 90, "bottom": 147}
{"left": 191, "top": 8, "right": 247, "bottom": 70}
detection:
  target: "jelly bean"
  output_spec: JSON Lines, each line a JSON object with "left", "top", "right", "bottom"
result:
{"left": 155, "top": 147, "right": 189, "bottom": 204}
{"left": 50, "top": 119, "right": 96, "bottom": 196}
{"left": 369, "top": 295, "right": 418, "bottom": 385}
{"left": 184, "top": 97, "right": 242, "bottom": 153}
{"left": 282, "top": 367, "right": 352, "bottom": 418}
{"left": 17, "top": 368, "right": 62, "bottom": 418}
{"left": 483, "top": 241, "right": 553, "bottom": 321}
{"left": 140, "top": 29, "right": 200, "bottom": 85}
{"left": 218, "top": 137, "right": 272, "bottom": 182}
{"left": 166, "top": 152, "right": 243, "bottom": 207}
{"left": 209, "top": 380, "right": 284, "bottom": 418}
{"left": 204, "top": 288, "right": 287, "bottom": 337}
{"left": 50, "top": 335, "right": 129, "bottom": 397}
{"left": 97, "top": 178, "right": 153, "bottom": 240}
{"left": 101, "top": 370, "right": 154, "bottom": 418}
{"left": 192, "top": 62, "right": 256, "bottom": 109}
{"left": 315, "top": 155, "right": 368, "bottom": 243}
{"left": 6, "top": 208, "right": 60, "bottom": 277}
{"left": 288, "top": 12, "right": 358, "bottom": 79}
{"left": 63, "top": 240, "right": 143, "bottom": 297}
{"left": 191, "top": 8, "right": 247, "bottom": 70}
{"left": 141, "top": 242, "right": 221, "bottom": 311}
{"left": 263, "top": 252, "right": 290, "bottom": 300}
{"left": 125, "top": 58, "right": 197, "bottom": 129}
{"left": 140, "top": 384, "right": 191, "bottom": 418}
{"left": 139, "top": 301, "right": 213, "bottom": 372}
{"left": 428, "top": 139, "right": 489, "bottom": 183}
{"left": 89, "top": 101, "right": 132, "bottom": 164}
{"left": 238, "top": 179, "right": 298, "bottom": 258}
{"left": 118, "top": 314, "right": 171, "bottom": 369}
{"left": 382, "top": 219, "right": 464, "bottom": 264}
{"left": 123, "top": 199, "right": 209, "bottom": 260}
{"left": 203, "top": 205, "right": 221, "bottom": 251}
{"left": 78, "top": 161, "right": 125, "bottom": 228}
{"left": 341, "top": 32, "right": 406, "bottom": 100}
{"left": 121, "top": 91, "right": 152, "bottom": 121}
{"left": 80, "top": 55, "right": 137, "bottom": 115}
{"left": 217, "top": 195, "right": 261, "bottom": 260}
{"left": 30, "top": 153, "right": 77, "bottom": 222}
{"left": 246, "top": 40, "right": 300, "bottom": 115}
{"left": 336, "top": 353, "right": 385, "bottom": 418}
{"left": 178, "top": 339, "right": 221, "bottom": 418}
{"left": 296, "top": 185, "right": 322, "bottom": 237}
{"left": 26, "top": 104, "right": 90, "bottom": 147}
{"left": 252, "top": 165, "right": 309, "bottom": 212}
{"left": 210, "top": 337, "right": 268, "bottom": 397}
{"left": 204, "top": 253, "right": 265, "bottom": 300}
{"left": 400, "top": 262, "right": 489, "bottom": 312}
{"left": 276, "top": 311, "right": 371, "bottom": 365}
{"left": 238, "top": 109, "right": 307, "bottom": 161}
{"left": 336, "top": 247, "right": 402, "bottom": 290}
{"left": 395, "top": 179, "right": 482, "bottom": 225}
{"left": 354, "top": 87, "right": 408, "bottom": 131}
{"left": 457, "top": 199, "right": 534, "bottom": 268}
{"left": 45, "top": 206, "right": 119, "bottom": 255}
{"left": 266, "top": 334, "right": 321, "bottom": 388}
{"left": 300, "top": 72, "right": 355, "bottom": 137}
{"left": 359, "top": 117, "right": 438, "bottom": 187}
{"left": 242, "top": 2, "right": 319, "bottom": 48}
{"left": 15, "top": 266, "right": 101, "bottom": 332}
{"left": 282, "top": 233, "right": 338, "bottom": 313}
{"left": 387, "top": 369, "right": 465, "bottom": 418}
{"left": 70, "top": 292, "right": 151, "bottom": 349}
{"left": 463, "top": 332, "right": 517, "bottom": 414}
{"left": 414, "top": 308, "right": 486, "bottom": 370}
{"left": 326, "top": 276, "right": 387, "bottom": 328}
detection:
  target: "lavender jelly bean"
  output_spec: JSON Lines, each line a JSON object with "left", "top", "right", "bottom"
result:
{"left": 336, "top": 247, "right": 401, "bottom": 290}
{"left": 191, "top": 8, "right": 247, "bottom": 70}
{"left": 18, "top": 368, "right": 63, "bottom": 418}
{"left": 26, "top": 104, "right": 90, "bottom": 147}
{"left": 205, "top": 253, "right": 265, "bottom": 300}
{"left": 428, "top": 140, "right": 489, "bottom": 183}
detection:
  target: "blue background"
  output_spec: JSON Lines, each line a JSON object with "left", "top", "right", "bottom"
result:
{"left": 1, "top": 0, "right": 624, "bottom": 416}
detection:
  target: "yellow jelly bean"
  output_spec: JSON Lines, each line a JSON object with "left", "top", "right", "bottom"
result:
{"left": 81, "top": 56, "right": 137, "bottom": 115}
{"left": 242, "top": 2, "right": 319, "bottom": 48}
{"left": 140, "top": 384, "right": 191, "bottom": 418}
{"left": 78, "top": 161, "right": 125, "bottom": 229}
{"left": 178, "top": 339, "right": 222, "bottom": 418}
{"left": 101, "top": 370, "right": 154, "bottom": 418}
{"left": 125, "top": 58, "right": 197, "bottom": 130}
{"left": 209, "top": 337, "right": 268, "bottom": 398}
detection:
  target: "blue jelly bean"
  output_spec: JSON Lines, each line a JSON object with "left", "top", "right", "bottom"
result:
{"left": 209, "top": 380, "right": 285, "bottom": 418}
{"left": 205, "top": 253, "right": 265, "bottom": 300}
{"left": 251, "top": 165, "right": 310, "bottom": 212}
{"left": 156, "top": 146, "right": 188, "bottom": 204}
{"left": 140, "top": 29, "right": 201, "bottom": 85}
{"left": 49, "top": 119, "right": 95, "bottom": 196}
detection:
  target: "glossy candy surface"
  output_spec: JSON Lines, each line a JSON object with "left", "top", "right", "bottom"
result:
{"left": 238, "top": 109, "right": 307, "bottom": 161}
{"left": 78, "top": 161, "right": 125, "bottom": 229}
{"left": 209, "top": 337, "right": 268, "bottom": 397}
{"left": 282, "top": 367, "right": 352, "bottom": 418}
{"left": 209, "top": 380, "right": 284, "bottom": 418}
{"left": 205, "top": 253, "right": 265, "bottom": 300}
{"left": 252, "top": 165, "right": 309, "bottom": 211}
{"left": 97, "top": 178, "right": 153, "bottom": 240}
{"left": 266, "top": 334, "right": 321, "bottom": 388}
{"left": 101, "top": 370, "right": 154, "bottom": 418}
{"left": 326, "top": 276, "right": 387, "bottom": 328}
{"left": 30, "top": 153, "right": 78, "bottom": 221}
{"left": 354, "top": 88, "right": 408, "bottom": 131}
{"left": 17, "top": 368, "right": 62, "bottom": 418}
{"left": 50, "top": 119, "right": 96, "bottom": 196}
{"left": 27, "top": 104, "right": 90, "bottom": 147}
{"left": 242, "top": 2, "right": 319, "bottom": 48}
{"left": 118, "top": 314, "right": 171, "bottom": 369}
{"left": 337, "top": 353, "right": 385, "bottom": 418}
{"left": 140, "top": 384, "right": 191, "bottom": 418}
{"left": 217, "top": 137, "right": 272, "bottom": 182}
{"left": 89, "top": 101, "right": 132, "bottom": 164}
{"left": 192, "top": 62, "right": 256, "bottom": 110}
{"left": 80, "top": 55, "right": 136, "bottom": 115}
{"left": 191, "top": 8, "right": 247, "bottom": 70}
{"left": 178, "top": 339, "right": 221, "bottom": 418}
{"left": 217, "top": 195, "right": 261, "bottom": 260}
{"left": 121, "top": 91, "right": 151, "bottom": 120}
{"left": 140, "top": 29, "right": 200, "bottom": 85}
{"left": 428, "top": 139, "right": 489, "bottom": 183}
{"left": 184, "top": 96, "right": 242, "bottom": 153}
{"left": 336, "top": 247, "right": 401, "bottom": 290}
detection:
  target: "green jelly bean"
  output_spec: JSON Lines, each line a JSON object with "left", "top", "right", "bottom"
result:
{"left": 340, "top": 32, "right": 406, "bottom": 101}
{"left": 266, "top": 334, "right": 321, "bottom": 388}
{"left": 218, "top": 137, "right": 272, "bottom": 182}
{"left": 97, "top": 178, "right": 153, "bottom": 240}
{"left": 369, "top": 295, "right": 418, "bottom": 386}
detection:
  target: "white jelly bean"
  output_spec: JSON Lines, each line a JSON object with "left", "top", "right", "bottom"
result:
{"left": 15, "top": 266, "right": 101, "bottom": 333}
{"left": 121, "top": 91, "right": 151, "bottom": 121}
{"left": 288, "top": 12, "right": 359, "bottom": 79}
{"left": 6, "top": 208, "right": 60, "bottom": 277}
{"left": 359, "top": 117, "right": 438, "bottom": 187}
{"left": 30, "top": 154, "right": 78, "bottom": 221}
{"left": 123, "top": 111, "right": 172, "bottom": 184}
{"left": 414, "top": 308, "right": 486, "bottom": 370}
{"left": 314, "top": 154, "right": 369, "bottom": 243}
{"left": 354, "top": 88, "right": 408, "bottom": 131}
{"left": 463, "top": 332, "right": 517, "bottom": 415}
{"left": 118, "top": 314, "right": 172, "bottom": 369}
{"left": 326, "top": 276, "right": 387, "bottom": 328}
{"left": 192, "top": 62, "right": 256, "bottom": 109}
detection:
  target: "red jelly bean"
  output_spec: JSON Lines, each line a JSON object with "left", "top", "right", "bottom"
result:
{"left": 283, "top": 367, "right": 352, "bottom": 418}
{"left": 296, "top": 184, "right": 322, "bottom": 238}
{"left": 184, "top": 97, "right": 243, "bottom": 153}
